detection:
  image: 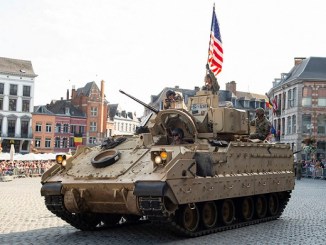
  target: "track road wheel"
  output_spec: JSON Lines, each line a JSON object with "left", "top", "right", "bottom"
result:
{"left": 255, "top": 195, "right": 267, "bottom": 219}
{"left": 201, "top": 201, "right": 217, "bottom": 229}
{"left": 220, "top": 199, "right": 235, "bottom": 225}
{"left": 177, "top": 204, "right": 200, "bottom": 232}
{"left": 240, "top": 197, "right": 254, "bottom": 221}
{"left": 268, "top": 193, "right": 279, "bottom": 216}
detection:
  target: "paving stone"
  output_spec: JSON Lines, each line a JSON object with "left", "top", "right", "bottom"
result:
{"left": 0, "top": 177, "right": 325, "bottom": 244}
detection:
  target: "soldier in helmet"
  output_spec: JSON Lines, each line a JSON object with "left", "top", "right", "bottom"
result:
{"left": 202, "top": 64, "right": 220, "bottom": 94}
{"left": 171, "top": 128, "right": 187, "bottom": 145}
{"left": 249, "top": 107, "right": 271, "bottom": 141}
{"left": 163, "top": 89, "right": 186, "bottom": 109}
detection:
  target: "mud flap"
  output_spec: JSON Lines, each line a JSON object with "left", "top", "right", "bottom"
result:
{"left": 134, "top": 181, "right": 167, "bottom": 196}
{"left": 41, "top": 182, "right": 62, "bottom": 196}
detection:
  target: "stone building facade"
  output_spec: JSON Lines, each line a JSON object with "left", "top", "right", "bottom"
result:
{"left": 0, "top": 57, "right": 37, "bottom": 153}
{"left": 267, "top": 57, "right": 326, "bottom": 161}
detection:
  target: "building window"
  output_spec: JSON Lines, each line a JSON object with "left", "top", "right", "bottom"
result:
{"left": 317, "top": 88, "right": 326, "bottom": 107}
{"left": 302, "top": 87, "right": 312, "bottom": 107}
{"left": 317, "top": 115, "right": 326, "bottom": 135}
{"left": 70, "top": 125, "right": 76, "bottom": 133}
{"left": 10, "top": 84, "right": 18, "bottom": 95}
{"left": 287, "top": 90, "right": 292, "bottom": 109}
{"left": 0, "top": 98, "right": 3, "bottom": 110}
{"left": 62, "top": 137, "right": 68, "bottom": 148}
{"left": 302, "top": 114, "right": 312, "bottom": 134}
{"left": 79, "top": 126, "right": 85, "bottom": 134}
{"left": 90, "top": 122, "right": 97, "bottom": 132}
{"left": 91, "top": 107, "right": 98, "bottom": 116}
{"left": 243, "top": 100, "right": 249, "bottom": 108}
{"left": 55, "top": 123, "right": 61, "bottom": 133}
{"left": 63, "top": 124, "right": 69, "bottom": 133}
{"left": 23, "top": 86, "right": 31, "bottom": 97}
{"left": 46, "top": 123, "right": 52, "bottom": 132}
{"left": 8, "top": 119, "right": 16, "bottom": 137}
{"left": 292, "top": 115, "right": 296, "bottom": 134}
{"left": 121, "top": 123, "right": 124, "bottom": 131}
{"left": 69, "top": 137, "right": 74, "bottom": 147}
{"left": 21, "top": 121, "right": 29, "bottom": 138}
{"left": 287, "top": 116, "right": 292, "bottom": 134}
{"left": 45, "top": 138, "right": 51, "bottom": 148}
{"left": 55, "top": 137, "right": 60, "bottom": 148}
{"left": 293, "top": 88, "right": 297, "bottom": 107}
{"left": 0, "top": 118, "right": 2, "bottom": 134}
{"left": 35, "top": 138, "right": 41, "bottom": 148}
{"left": 22, "top": 100, "right": 30, "bottom": 112}
{"left": 9, "top": 99, "right": 17, "bottom": 111}
{"left": 0, "top": 83, "right": 4, "bottom": 94}
{"left": 89, "top": 137, "right": 96, "bottom": 144}
{"left": 35, "top": 123, "right": 42, "bottom": 132}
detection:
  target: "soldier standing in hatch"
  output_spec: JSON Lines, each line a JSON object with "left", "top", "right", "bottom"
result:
{"left": 163, "top": 89, "right": 186, "bottom": 110}
{"left": 202, "top": 65, "right": 220, "bottom": 94}
{"left": 249, "top": 108, "right": 271, "bottom": 141}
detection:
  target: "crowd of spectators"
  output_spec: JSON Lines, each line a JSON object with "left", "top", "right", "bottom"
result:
{"left": 0, "top": 160, "right": 55, "bottom": 177}
{"left": 296, "top": 159, "right": 326, "bottom": 180}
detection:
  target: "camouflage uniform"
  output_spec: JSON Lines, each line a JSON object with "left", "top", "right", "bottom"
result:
{"left": 164, "top": 91, "right": 186, "bottom": 110}
{"left": 202, "top": 66, "right": 220, "bottom": 94}
{"left": 249, "top": 108, "right": 271, "bottom": 141}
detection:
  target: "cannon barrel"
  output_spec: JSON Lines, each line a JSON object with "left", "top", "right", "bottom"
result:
{"left": 119, "top": 90, "right": 159, "bottom": 114}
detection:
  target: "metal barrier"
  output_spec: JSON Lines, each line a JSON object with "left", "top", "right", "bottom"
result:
{"left": 301, "top": 167, "right": 326, "bottom": 179}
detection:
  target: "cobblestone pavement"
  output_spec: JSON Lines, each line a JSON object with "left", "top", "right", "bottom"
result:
{"left": 0, "top": 177, "right": 326, "bottom": 245}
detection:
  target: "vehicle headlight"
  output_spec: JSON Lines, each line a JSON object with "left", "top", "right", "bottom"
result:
{"left": 56, "top": 154, "right": 69, "bottom": 167}
{"left": 154, "top": 155, "right": 162, "bottom": 164}
{"left": 152, "top": 150, "right": 169, "bottom": 165}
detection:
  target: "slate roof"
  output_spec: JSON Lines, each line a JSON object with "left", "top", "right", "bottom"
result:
{"left": 108, "top": 104, "right": 118, "bottom": 119}
{"left": 46, "top": 100, "right": 86, "bottom": 117}
{"left": 33, "top": 105, "right": 55, "bottom": 114}
{"left": 76, "top": 81, "right": 98, "bottom": 97}
{"left": 280, "top": 57, "right": 326, "bottom": 85}
{"left": 0, "top": 57, "right": 37, "bottom": 77}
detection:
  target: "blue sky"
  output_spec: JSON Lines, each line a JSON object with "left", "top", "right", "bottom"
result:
{"left": 1, "top": 0, "right": 326, "bottom": 116}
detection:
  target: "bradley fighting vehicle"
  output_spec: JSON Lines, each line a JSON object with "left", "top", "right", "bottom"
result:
{"left": 41, "top": 89, "right": 295, "bottom": 237}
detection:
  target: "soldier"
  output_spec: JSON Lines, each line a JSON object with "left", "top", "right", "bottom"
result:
{"left": 163, "top": 89, "right": 186, "bottom": 110}
{"left": 249, "top": 107, "right": 271, "bottom": 141}
{"left": 170, "top": 128, "right": 187, "bottom": 145}
{"left": 202, "top": 65, "right": 220, "bottom": 94}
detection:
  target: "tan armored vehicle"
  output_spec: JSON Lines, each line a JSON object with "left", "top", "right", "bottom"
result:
{"left": 41, "top": 90, "right": 295, "bottom": 236}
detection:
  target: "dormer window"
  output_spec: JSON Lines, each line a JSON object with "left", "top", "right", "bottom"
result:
{"left": 65, "top": 107, "right": 70, "bottom": 115}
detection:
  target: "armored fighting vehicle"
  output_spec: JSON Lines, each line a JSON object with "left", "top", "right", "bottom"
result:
{"left": 41, "top": 90, "right": 295, "bottom": 237}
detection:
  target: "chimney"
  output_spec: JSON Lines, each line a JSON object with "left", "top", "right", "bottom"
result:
{"left": 101, "top": 80, "right": 105, "bottom": 99}
{"left": 294, "top": 57, "right": 306, "bottom": 66}
{"left": 66, "top": 89, "right": 69, "bottom": 100}
{"left": 226, "top": 81, "right": 237, "bottom": 95}
{"left": 71, "top": 85, "right": 76, "bottom": 99}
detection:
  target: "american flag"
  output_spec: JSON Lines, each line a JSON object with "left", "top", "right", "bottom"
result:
{"left": 207, "top": 6, "right": 223, "bottom": 77}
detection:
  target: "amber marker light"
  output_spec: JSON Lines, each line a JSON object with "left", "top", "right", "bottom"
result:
{"left": 160, "top": 151, "right": 168, "bottom": 161}
{"left": 56, "top": 155, "right": 63, "bottom": 164}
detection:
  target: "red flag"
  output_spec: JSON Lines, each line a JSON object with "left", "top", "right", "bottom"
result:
{"left": 272, "top": 97, "right": 278, "bottom": 114}
{"left": 207, "top": 5, "right": 223, "bottom": 77}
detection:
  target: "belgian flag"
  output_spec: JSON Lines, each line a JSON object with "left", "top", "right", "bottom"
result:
{"left": 74, "top": 133, "right": 83, "bottom": 147}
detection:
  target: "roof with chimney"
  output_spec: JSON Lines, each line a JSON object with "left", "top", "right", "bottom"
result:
{"left": 279, "top": 57, "right": 326, "bottom": 85}
{"left": 0, "top": 57, "right": 37, "bottom": 77}
{"left": 76, "top": 81, "right": 98, "bottom": 97}
{"left": 45, "top": 99, "right": 86, "bottom": 117}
